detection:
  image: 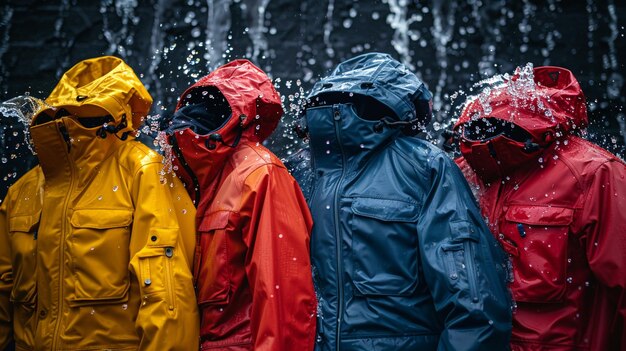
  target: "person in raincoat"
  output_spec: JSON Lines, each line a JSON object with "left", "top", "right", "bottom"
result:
{"left": 164, "top": 59, "right": 316, "bottom": 350}
{"left": 0, "top": 56, "right": 199, "bottom": 350}
{"left": 0, "top": 96, "right": 46, "bottom": 351}
{"left": 287, "top": 52, "right": 512, "bottom": 350}
{"left": 452, "top": 64, "right": 626, "bottom": 350}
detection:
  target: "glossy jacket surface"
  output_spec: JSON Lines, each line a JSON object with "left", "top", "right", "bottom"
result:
{"left": 169, "top": 59, "right": 316, "bottom": 351}
{"left": 289, "top": 53, "right": 512, "bottom": 351}
{"left": 0, "top": 56, "right": 199, "bottom": 351}
{"left": 455, "top": 66, "right": 626, "bottom": 350}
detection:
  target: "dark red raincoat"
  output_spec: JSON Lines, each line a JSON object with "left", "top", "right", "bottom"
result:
{"left": 454, "top": 66, "right": 626, "bottom": 351}
{"left": 166, "top": 60, "right": 316, "bottom": 350}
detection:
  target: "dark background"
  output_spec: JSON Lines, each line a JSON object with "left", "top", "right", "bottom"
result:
{"left": 1, "top": 0, "right": 625, "bottom": 198}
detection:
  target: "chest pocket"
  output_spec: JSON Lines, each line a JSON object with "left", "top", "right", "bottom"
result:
{"left": 8, "top": 213, "right": 40, "bottom": 307}
{"left": 195, "top": 211, "right": 232, "bottom": 306}
{"left": 349, "top": 197, "right": 419, "bottom": 296}
{"left": 499, "top": 205, "right": 573, "bottom": 303}
{"left": 69, "top": 209, "right": 132, "bottom": 306}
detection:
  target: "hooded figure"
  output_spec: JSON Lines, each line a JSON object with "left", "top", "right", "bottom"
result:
{"left": 454, "top": 65, "right": 626, "bottom": 351}
{"left": 165, "top": 59, "right": 316, "bottom": 350}
{"left": 0, "top": 56, "right": 199, "bottom": 350}
{"left": 287, "top": 52, "right": 512, "bottom": 351}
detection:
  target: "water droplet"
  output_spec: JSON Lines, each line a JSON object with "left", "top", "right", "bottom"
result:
{"left": 122, "top": 304, "right": 128, "bottom": 310}
{"left": 326, "top": 150, "right": 331, "bottom": 154}
{"left": 275, "top": 285, "right": 280, "bottom": 289}
{"left": 90, "top": 247, "right": 95, "bottom": 251}
{"left": 112, "top": 185, "right": 118, "bottom": 192}
{"left": 97, "top": 195, "right": 103, "bottom": 201}
{"left": 182, "top": 209, "right": 187, "bottom": 214}
{"left": 325, "top": 205, "right": 331, "bottom": 210}
{"left": 278, "top": 234, "right": 283, "bottom": 238}
{"left": 90, "top": 309, "right": 95, "bottom": 315}
{"left": 566, "top": 277, "right": 573, "bottom": 283}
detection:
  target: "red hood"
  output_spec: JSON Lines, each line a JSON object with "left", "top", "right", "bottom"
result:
{"left": 454, "top": 66, "right": 587, "bottom": 141}
{"left": 175, "top": 59, "right": 282, "bottom": 142}
{"left": 168, "top": 60, "right": 283, "bottom": 206}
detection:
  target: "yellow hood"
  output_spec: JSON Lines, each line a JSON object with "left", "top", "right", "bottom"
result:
{"left": 36, "top": 56, "right": 152, "bottom": 131}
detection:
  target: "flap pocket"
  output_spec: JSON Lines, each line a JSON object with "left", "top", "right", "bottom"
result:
{"left": 198, "top": 211, "right": 231, "bottom": 232}
{"left": 69, "top": 209, "right": 132, "bottom": 305}
{"left": 351, "top": 197, "right": 418, "bottom": 222}
{"left": 505, "top": 205, "right": 574, "bottom": 226}
{"left": 449, "top": 220, "right": 480, "bottom": 242}
{"left": 502, "top": 205, "right": 572, "bottom": 303}
{"left": 71, "top": 208, "right": 133, "bottom": 229}
{"left": 9, "top": 213, "right": 40, "bottom": 233}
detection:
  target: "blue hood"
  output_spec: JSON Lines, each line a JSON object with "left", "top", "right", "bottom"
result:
{"left": 308, "top": 52, "right": 432, "bottom": 127}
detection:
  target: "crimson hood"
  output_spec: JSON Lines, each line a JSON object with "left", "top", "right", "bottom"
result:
{"left": 454, "top": 65, "right": 588, "bottom": 183}
{"left": 166, "top": 59, "right": 283, "bottom": 205}
{"left": 454, "top": 66, "right": 587, "bottom": 141}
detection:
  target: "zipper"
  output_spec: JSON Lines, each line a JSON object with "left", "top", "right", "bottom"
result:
{"left": 332, "top": 104, "right": 346, "bottom": 351}
{"left": 164, "top": 251, "right": 176, "bottom": 311}
{"left": 58, "top": 122, "right": 71, "bottom": 152}
{"left": 52, "top": 119, "right": 76, "bottom": 350}
{"left": 170, "top": 134, "right": 201, "bottom": 205}
{"left": 464, "top": 241, "right": 480, "bottom": 303}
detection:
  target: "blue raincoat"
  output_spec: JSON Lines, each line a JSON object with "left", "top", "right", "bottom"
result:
{"left": 288, "top": 53, "right": 512, "bottom": 351}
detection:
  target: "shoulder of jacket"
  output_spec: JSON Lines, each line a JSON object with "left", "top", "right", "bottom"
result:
{"left": 4, "top": 166, "right": 42, "bottom": 197}
{"left": 390, "top": 137, "right": 449, "bottom": 176}
{"left": 115, "top": 140, "right": 164, "bottom": 174}
{"left": 230, "top": 142, "right": 286, "bottom": 173}
{"left": 556, "top": 137, "right": 625, "bottom": 182}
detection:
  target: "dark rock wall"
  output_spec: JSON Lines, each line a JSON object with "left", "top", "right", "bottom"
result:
{"left": 0, "top": 0, "right": 625, "bottom": 197}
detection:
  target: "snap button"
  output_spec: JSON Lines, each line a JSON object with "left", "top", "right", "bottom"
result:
{"left": 144, "top": 279, "right": 152, "bottom": 286}
{"left": 38, "top": 309, "right": 47, "bottom": 319}
{"left": 165, "top": 247, "right": 173, "bottom": 258}
{"left": 151, "top": 235, "right": 157, "bottom": 242}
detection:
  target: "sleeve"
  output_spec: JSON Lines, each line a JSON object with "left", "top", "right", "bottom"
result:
{"left": 240, "top": 164, "right": 317, "bottom": 351}
{"left": 0, "top": 197, "right": 14, "bottom": 350}
{"left": 578, "top": 160, "right": 626, "bottom": 351}
{"left": 416, "top": 153, "right": 512, "bottom": 351}
{"left": 127, "top": 162, "right": 199, "bottom": 351}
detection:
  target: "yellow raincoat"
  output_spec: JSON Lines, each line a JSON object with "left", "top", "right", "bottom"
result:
{"left": 0, "top": 56, "right": 199, "bottom": 350}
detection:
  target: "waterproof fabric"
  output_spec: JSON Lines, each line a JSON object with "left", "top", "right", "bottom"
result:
{"left": 287, "top": 52, "right": 512, "bottom": 351}
{"left": 166, "top": 59, "right": 317, "bottom": 351}
{"left": 0, "top": 56, "right": 199, "bottom": 351}
{"left": 454, "top": 66, "right": 626, "bottom": 350}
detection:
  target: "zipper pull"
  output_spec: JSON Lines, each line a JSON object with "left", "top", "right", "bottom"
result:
{"left": 517, "top": 223, "right": 526, "bottom": 238}
{"left": 333, "top": 105, "right": 340, "bottom": 121}
{"left": 58, "top": 121, "right": 71, "bottom": 152}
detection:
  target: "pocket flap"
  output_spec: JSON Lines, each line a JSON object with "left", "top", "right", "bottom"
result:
{"left": 351, "top": 198, "right": 418, "bottom": 222}
{"left": 505, "top": 205, "right": 574, "bottom": 226}
{"left": 70, "top": 209, "right": 133, "bottom": 229}
{"left": 449, "top": 220, "right": 480, "bottom": 242}
{"left": 9, "top": 213, "right": 40, "bottom": 233}
{"left": 198, "top": 211, "right": 231, "bottom": 232}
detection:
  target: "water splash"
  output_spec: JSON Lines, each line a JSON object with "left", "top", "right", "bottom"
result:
{"left": 205, "top": 0, "right": 232, "bottom": 70}
{"left": 247, "top": 0, "right": 271, "bottom": 64}
{"left": 0, "top": 5, "right": 13, "bottom": 93}
{"left": 384, "top": 0, "right": 419, "bottom": 71}
{"left": 100, "top": 0, "right": 140, "bottom": 57}
{"left": 431, "top": 0, "right": 458, "bottom": 113}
